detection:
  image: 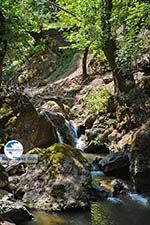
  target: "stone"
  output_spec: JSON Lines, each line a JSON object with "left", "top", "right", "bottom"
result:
{"left": 7, "top": 93, "right": 59, "bottom": 152}
{"left": 12, "top": 107, "right": 58, "bottom": 152}
{"left": 0, "top": 165, "right": 8, "bottom": 189}
{"left": 130, "top": 120, "right": 150, "bottom": 194}
{"left": 90, "top": 183, "right": 109, "bottom": 201}
{"left": 0, "top": 200, "right": 33, "bottom": 225}
{"left": 0, "top": 189, "right": 10, "bottom": 200}
{"left": 39, "top": 110, "right": 78, "bottom": 147}
{"left": 16, "top": 144, "right": 92, "bottom": 211}
{"left": 83, "top": 115, "right": 96, "bottom": 129}
{"left": 108, "top": 130, "right": 118, "bottom": 142}
{"left": 140, "top": 76, "right": 150, "bottom": 91}
{"left": 136, "top": 52, "right": 150, "bottom": 75}
{"left": 99, "top": 152, "right": 130, "bottom": 179}
{"left": 111, "top": 179, "right": 130, "bottom": 197}
{"left": 85, "top": 128, "right": 101, "bottom": 142}
{"left": 0, "top": 219, "right": 15, "bottom": 225}
{"left": 83, "top": 141, "right": 109, "bottom": 154}
{"left": 7, "top": 93, "right": 77, "bottom": 151}
{"left": 103, "top": 75, "right": 113, "bottom": 84}
{"left": 6, "top": 162, "right": 26, "bottom": 176}
{"left": 116, "top": 132, "right": 133, "bottom": 151}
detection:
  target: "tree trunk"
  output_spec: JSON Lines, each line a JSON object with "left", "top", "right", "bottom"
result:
{"left": 82, "top": 46, "right": 89, "bottom": 80}
{"left": 0, "top": 11, "right": 7, "bottom": 86}
{"left": 101, "top": 0, "right": 135, "bottom": 94}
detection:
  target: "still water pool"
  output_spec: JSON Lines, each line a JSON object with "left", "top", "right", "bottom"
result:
{"left": 26, "top": 196, "right": 150, "bottom": 225}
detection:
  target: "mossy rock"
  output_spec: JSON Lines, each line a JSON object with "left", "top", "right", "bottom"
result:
{"left": 29, "top": 144, "right": 88, "bottom": 179}
{"left": 130, "top": 120, "right": 150, "bottom": 194}
{"left": 17, "top": 144, "right": 91, "bottom": 211}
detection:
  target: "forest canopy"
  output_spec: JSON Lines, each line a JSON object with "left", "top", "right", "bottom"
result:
{"left": 0, "top": 0, "right": 150, "bottom": 93}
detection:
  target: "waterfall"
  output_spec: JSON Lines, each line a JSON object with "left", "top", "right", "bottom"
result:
{"left": 66, "top": 120, "right": 85, "bottom": 149}
{"left": 56, "top": 130, "right": 63, "bottom": 144}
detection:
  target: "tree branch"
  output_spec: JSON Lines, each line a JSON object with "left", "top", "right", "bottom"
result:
{"left": 48, "top": 1, "right": 81, "bottom": 21}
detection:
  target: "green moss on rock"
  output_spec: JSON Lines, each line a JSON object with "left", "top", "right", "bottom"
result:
{"left": 18, "top": 144, "right": 91, "bottom": 211}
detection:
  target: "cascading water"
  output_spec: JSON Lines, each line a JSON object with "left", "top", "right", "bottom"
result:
{"left": 56, "top": 130, "right": 63, "bottom": 144}
{"left": 128, "top": 193, "right": 149, "bottom": 206}
{"left": 66, "top": 120, "right": 85, "bottom": 149}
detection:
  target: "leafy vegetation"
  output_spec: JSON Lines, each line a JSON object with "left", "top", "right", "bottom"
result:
{"left": 56, "top": 0, "right": 150, "bottom": 93}
{"left": 0, "top": 0, "right": 150, "bottom": 92}
{"left": 86, "top": 89, "right": 112, "bottom": 115}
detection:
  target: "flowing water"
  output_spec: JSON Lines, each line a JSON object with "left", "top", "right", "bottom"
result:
{"left": 67, "top": 120, "right": 85, "bottom": 150}
{"left": 26, "top": 122, "right": 150, "bottom": 225}
{"left": 26, "top": 164, "right": 150, "bottom": 225}
{"left": 26, "top": 195, "right": 150, "bottom": 225}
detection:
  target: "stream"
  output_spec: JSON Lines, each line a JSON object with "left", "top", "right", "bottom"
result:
{"left": 26, "top": 163, "right": 150, "bottom": 225}
{"left": 25, "top": 122, "right": 150, "bottom": 225}
{"left": 26, "top": 187, "right": 150, "bottom": 225}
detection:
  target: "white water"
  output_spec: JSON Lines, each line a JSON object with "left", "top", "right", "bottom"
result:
{"left": 107, "top": 197, "right": 122, "bottom": 204}
{"left": 56, "top": 130, "right": 63, "bottom": 143}
{"left": 67, "top": 120, "right": 85, "bottom": 149}
{"left": 56, "top": 119, "right": 85, "bottom": 149}
{"left": 128, "top": 193, "right": 149, "bottom": 206}
{"left": 91, "top": 171, "right": 105, "bottom": 177}
{"left": 56, "top": 120, "right": 150, "bottom": 208}
{"left": 91, "top": 166, "right": 150, "bottom": 207}
{"left": 107, "top": 193, "right": 149, "bottom": 206}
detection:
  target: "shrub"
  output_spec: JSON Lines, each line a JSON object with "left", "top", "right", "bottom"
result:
{"left": 86, "top": 89, "right": 112, "bottom": 115}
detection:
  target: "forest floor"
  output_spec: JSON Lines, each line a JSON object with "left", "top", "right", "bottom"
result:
{"left": 24, "top": 52, "right": 113, "bottom": 117}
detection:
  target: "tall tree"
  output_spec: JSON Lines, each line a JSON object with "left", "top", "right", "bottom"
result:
{"left": 101, "top": 0, "right": 135, "bottom": 93}
{"left": 56, "top": 0, "right": 150, "bottom": 93}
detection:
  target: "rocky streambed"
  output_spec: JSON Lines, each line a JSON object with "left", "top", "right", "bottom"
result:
{"left": 0, "top": 92, "right": 150, "bottom": 225}
{"left": 0, "top": 139, "right": 150, "bottom": 225}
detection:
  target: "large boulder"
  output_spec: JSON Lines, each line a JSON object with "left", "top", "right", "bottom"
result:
{"left": 16, "top": 144, "right": 91, "bottom": 211}
{"left": 39, "top": 110, "right": 78, "bottom": 147}
{"left": 11, "top": 101, "right": 59, "bottom": 152}
{"left": 130, "top": 120, "right": 150, "bottom": 194}
{"left": 0, "top": 200, "right": 32, "bottom": 225}
{"left": 0, "top": 165, "right": 8, "bottom": 189}
{"left": 6, "top": 93, "right": 77, "bottom": 152}
{"left": 1, "top": 92, "right": 59, "bottom": 152}
{"left": 98, "top": 152, "right": 130, "bottom": 179}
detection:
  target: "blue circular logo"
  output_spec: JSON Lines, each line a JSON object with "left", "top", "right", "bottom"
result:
{"left": 4, "top": 140, "right": 24, "bottom": 160}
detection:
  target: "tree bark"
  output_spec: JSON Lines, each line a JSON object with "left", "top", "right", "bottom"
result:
{"left": 0, "top": 11, "right": 7, "bottom": 86}
{"left": 82, "top": 46, "right": 89, "bottom": 80}
{"left": 101, "top": 0, "right": 135, "bottom": 94}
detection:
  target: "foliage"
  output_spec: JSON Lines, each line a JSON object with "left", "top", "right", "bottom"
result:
{"left": 56, "top": 0, "right": 150, "bottom": 93}
{"left": 1, "top": 0, "right": 150, "bottom": 91}
{"left": 56, "top": 0, "right": 150, "bottom": 60}
{"left": 86, "top": 89, "right": 112, "bottom": 115}
{"left": 0, "top": 0, "right": 58, "bottom": 74}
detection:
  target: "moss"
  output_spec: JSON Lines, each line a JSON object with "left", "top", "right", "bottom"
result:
{"left": 29, "top": 144, "right": 88, "bottom": 179}
{"left": 86, "top": 89, "right": 112, "bottom": 115}
{"left": 0, "top": 104, "right": 12, "bottom": 116}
